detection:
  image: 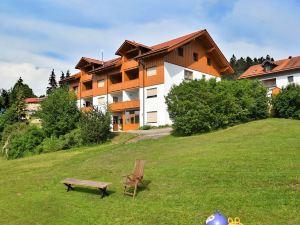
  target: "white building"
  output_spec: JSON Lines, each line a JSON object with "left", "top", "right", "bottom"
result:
{"left": 240, "top": 56, "right": 300, "bottom": 97}
{"left": 62, "top": 30, "right": 233, "bottom": 130}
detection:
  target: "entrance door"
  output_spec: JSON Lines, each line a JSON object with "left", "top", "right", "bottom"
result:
{"left": 113, "top": 116, "right": 119, "bottom": 131}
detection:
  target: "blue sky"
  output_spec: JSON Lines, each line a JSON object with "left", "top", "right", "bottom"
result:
{"left": 0, "top": 0, "right": 300, "bottom": 95}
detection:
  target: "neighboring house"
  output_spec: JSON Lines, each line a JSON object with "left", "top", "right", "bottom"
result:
{"left": 61, "top": 29, "right": 233, "bottom": 131}
{"left": 239, "top": 56, "right": 300, "bottom": 97}
{"left": 25, "top": 97, "right": 43, "bottom": 117}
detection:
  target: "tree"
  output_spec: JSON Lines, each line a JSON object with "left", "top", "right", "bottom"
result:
{"left": 9, "top": 77, "right": 35, "bottom": 105}
{"left": 272, "top": 84, "right": 300, "bottom": 119}
{"left": 80, "top": 107, "right": 111, "bottom": 144}
{"left": 165, "top": 79, "right": 268, "bottom": 135}
{"left": 60, "top": 71, "right": 65, "bottom": 81}
{"left": 66, "top": 70, "right": 71, "bottom": 78}
{"left": 0, "top": 89, "right": 10, "bottom": 112}
{"left": 46, "top": 69, "right": 58, "bottom": 95}
{"left": 12, "top": 89, "right": 26, "bottom": 121}
{"left": 38, "top": 87, "right": 80, "bottom": 137}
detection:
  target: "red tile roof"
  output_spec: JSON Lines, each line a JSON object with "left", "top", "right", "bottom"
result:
{"left": 73, "top": 29, "right": 233, "bottom": 75}
{"left": 25, "top": 98, "right": 44, "bottom": 103}
{"left": 240, "top": 56, "right": 300, "bottom": 79}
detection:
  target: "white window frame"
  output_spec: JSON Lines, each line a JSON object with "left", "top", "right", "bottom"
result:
{"left": 146, "top": 67, "right": 157, "bottom": 77}
{"left": 97, "top": 97, "right": 105, "bottom": 105}
{"left": 147, "top": 111, "right": 157, "bottom": 123}
{"left": 184, "top": 70, "right": 193, "bottom": 80}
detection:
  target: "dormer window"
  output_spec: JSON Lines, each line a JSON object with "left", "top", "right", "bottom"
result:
{"left": 262, "top": 60, "right": 277, "bottom": 72}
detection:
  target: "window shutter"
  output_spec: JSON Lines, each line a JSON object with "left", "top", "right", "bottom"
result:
{"left": 147, "top": 88, "right": 157, "bottom": 98}
{"left": 147, "top": 111, "right": 157, "bottom": 123}
{"left": 146, "top": 67, "right": 157, "bottom": 76}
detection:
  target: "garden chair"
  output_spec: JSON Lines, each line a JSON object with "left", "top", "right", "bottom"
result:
{"left": 123, "top": 159, "right": 145, "bottom": 198}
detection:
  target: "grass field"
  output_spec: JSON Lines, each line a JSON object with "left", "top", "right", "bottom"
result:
{"left": 0, "top": 118, "right": 299, "bottom": 225}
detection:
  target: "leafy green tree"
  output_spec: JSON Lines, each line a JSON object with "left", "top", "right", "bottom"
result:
{"left": 38, "top": 87, "right": 80, "bottom": 137}
{"left": 272, "top": 83, "right": 300, "bottom": 119}
{"left": 46, "top": 69, "right": 58, "bottom": 95}
{"left": 12, "top": 89, "right": 26, "bottom": 121}
{"left": 0, "top": 89, "right": 10, "bottom": 111}
{"left": 165, "top": 79, "right": 268, "bottom": 135}
{"left": 80, "top": 107, "right": 111, "bottom": 144}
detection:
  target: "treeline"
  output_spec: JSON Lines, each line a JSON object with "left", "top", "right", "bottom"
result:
{"left": 228, "top": 54, "right": 274, "bottom": 79}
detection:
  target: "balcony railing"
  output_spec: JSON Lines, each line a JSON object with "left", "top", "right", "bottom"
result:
{"left": 108, "top": 79, "right": 139, "bottom": 92}
{"left": 109, "top": 100, "right": 140, "bottom": 112}
{"left": 81, "top": 89, "right": 93, "bottom": 98}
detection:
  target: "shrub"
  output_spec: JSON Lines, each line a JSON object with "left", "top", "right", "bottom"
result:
{"left": 165, "top": 79, "right": 268, "bottom": 135}
{"left": 0, "top": 107, "right": 18, "bottom": 137}
{"left": 80, "top": 107, "right": 111, "bottom": 144}
{"left": 38, "top": 87, "right": 80, "bottom": 137}
{"left": 36, "top": 128, "right": 83, "bottom": 153}
{"left": 5, "top": 125, "right": 44, "bottom": 159}
{"left": 272, "top": 83, "right": 300, "bottom": 119}
{"left": 139, "top": 125, "right": 152, "bottom": 130}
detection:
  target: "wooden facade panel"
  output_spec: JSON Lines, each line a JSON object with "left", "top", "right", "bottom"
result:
{"left": 164, "top": 39, "right": 221, "bottom": 77}
{"left": 139, "top": 56, "right": 164, "bottom": 87}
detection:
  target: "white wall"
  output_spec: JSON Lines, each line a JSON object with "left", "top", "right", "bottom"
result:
{"left": 140, "top": 62, "right": 221, "bottom": 127}
{"left": 256, "top": 70, "right": 300, "bottom": 96}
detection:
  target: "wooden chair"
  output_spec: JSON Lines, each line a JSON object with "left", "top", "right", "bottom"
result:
{"left": 123, "top": 159, "right": 145, "bottom": 198}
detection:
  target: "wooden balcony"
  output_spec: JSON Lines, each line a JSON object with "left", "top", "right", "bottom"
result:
{"left": 81, "top": 89, "right": 93, "bottom": 98}
{"left": 109, "top": 100, "right": 140, "bottom": 112}
{"left": 108, "top": 79, "right": 140, "bottom": 92}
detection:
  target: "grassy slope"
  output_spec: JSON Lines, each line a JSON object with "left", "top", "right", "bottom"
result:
{"left": 0, "top": 119, "right": 299, "bottom": 225}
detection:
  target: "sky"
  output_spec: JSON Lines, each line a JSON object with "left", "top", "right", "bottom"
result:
{"left": 0, "top": 0, "right": 300, "bottom": 95}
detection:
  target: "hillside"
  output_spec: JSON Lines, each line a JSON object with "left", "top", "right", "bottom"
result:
{"left": 0, "top": 119, "right": 299, "bottom": 225}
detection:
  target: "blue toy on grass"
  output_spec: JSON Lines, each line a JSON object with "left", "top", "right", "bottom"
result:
{"left": 206, "top": 211, "right": 228, "bottom": 225}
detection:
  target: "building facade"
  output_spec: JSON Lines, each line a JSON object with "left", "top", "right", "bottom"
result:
{"left": 62, "top": 30, "right": 233, "bottom": 131}
{"left": 240, "top": 56, "right": 300, "bottom": 97}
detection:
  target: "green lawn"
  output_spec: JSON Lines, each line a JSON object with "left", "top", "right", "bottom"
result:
{"left": 0, "top": 119, "right": 299, "bottom": 225}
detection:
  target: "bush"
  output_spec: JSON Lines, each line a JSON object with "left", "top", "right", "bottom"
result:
{"left": 0, "top": 107, "right": 18, "bottom": 137}
{"left": 36, "top": 128, "right": 83, "bottom": 153}
{"left": 80, "top": 107, "right": 111, "bottom": 144}
{"left": 165, "top": 79, "right": 269, "bottom": 135}
{"left": 272, "top": 83, "right": 300, "bottom": 119}
{"left": 5, "top": 125, "right": 44, "bottom": 159}
{"left": 139, "top": 125, "right": 152, "bottom": 130}
{"left": 38, "top": 87, "right": 80, "bottom": 137}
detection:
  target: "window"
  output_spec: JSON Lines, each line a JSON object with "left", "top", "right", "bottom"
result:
{"left": 98, "top": 97, "right": 105, "bottom": 105}
{"left": 125, "top": 110, "right": 140, "bottom": 124}
{"left": 73, "top": 86, "right": 78, "bottom": 94}
{"left": 262, "top": 78, "right": 276, "bottom": 88}
{"left": 147, "top": 111, "right": 157, "bottom": 123}
{"left": 146, "top": 88, "right": 157, "bottom": 98}
{"left": 177, "top": 47, "right": 184, "bottom": 57}
{"left": 202, "top": 74, "right": 206, "bottom": 79}
{"left": 184, "top": 70, "right": 193, "bottom": 80}
{"left": 146, "top": 66, "right": 157, "bottom": 76}
{"left": 113, "top": 96, "right": 119, "bottom": 103}
{"left": 193, "top": 52, "right": 198, "bottom": 61}
{"left": 97, "top": 79, "right": 105, "bottom": 88}
{"left": 288, "top": 76, "right": 294, "bottom": 83}
{"left": 207, "top": 57, "right": 212, "bottom": 66}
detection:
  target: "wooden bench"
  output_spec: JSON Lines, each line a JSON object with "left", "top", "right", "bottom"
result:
{"left": 62, "top": 178, "right": 111, "bottom": 198}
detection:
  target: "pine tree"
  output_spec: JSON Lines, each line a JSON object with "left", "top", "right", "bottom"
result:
{"left": 66, "top": 70, "right": 71, "bottom": 78}
{"left": 13, "top": 89, "right": 26, "bottom": 120}
{"left": 47, "top": 69, "right": 58, "bottom": 95}
{"left": 9, "top": 77, "right": 35, "bottom": 105}
{"left": 60, "top": 71, "right": 65, "bottom": 81}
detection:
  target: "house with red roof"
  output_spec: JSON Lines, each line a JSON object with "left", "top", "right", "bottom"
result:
{"left": 239, "top": 56, "right": 300, "bottom": 96}
{"left": 61, "top": 29, "right": 233, "bottom": 131}
{"left": 25, "top": 97, "right": 44, "bottom": 116}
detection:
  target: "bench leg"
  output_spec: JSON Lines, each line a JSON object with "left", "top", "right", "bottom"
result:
{"left": 64, "top": 183, "right": 74, "bottom": 192}
{"left": 99, "top": 187, "right": 109, "bottom": 198}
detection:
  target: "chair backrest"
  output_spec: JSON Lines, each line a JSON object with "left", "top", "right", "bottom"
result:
{"left": 133, "top": 159, "right": 145, "bottom": 179}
